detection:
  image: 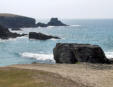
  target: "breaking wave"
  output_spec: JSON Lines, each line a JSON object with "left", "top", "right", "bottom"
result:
{"left": 21, "top": 52, "right": 55, "bottom": 64}
{"left": 70, "top": 25, "right": 81, "bottom": 27}
{"left": 105, "top": 52, "right": 113, "bottom": 59}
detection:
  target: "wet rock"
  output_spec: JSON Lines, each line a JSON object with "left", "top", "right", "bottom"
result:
{"left": 29, "top": 32, "right": 60, "bottom": 40}
{"left": 0, "top": 25, "right": 26, "bottom": 39}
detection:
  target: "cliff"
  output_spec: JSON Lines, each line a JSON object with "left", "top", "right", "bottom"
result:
{"left": 0, "top": 13, "right": 36, "bottom": 28}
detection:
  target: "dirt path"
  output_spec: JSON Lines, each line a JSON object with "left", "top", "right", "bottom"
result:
{"left": 9, "top": 63, "right": 113, "bottom": 87}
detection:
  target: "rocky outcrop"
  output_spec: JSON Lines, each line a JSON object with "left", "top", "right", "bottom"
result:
{"left": 0, "top": 25, "right": 26, "bottom": 39}
{"left": 47, "top": 18, "right": 67, "bottom": 26}
{"left": 36, "top": 22, "right": 48, "bottom": 27}
{"left": 11, "top": 28, "right": 22, "bottom": 31}
{"left": 0, "top": 14, "right": 68, "bottom": 28}
{"left": 0, "top": 13, "right": 36, "bottom": 28}
{"left": 29, "top": 32, "right": 60, "bottom": 40}
{"left": 53, "top": 43, "right": 111, "bottom": 64}
{"left": 35, "top": 18, "right": 68, "bottom": 27}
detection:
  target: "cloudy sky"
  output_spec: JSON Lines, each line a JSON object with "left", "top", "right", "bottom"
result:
{"left": 0, "top": 0, "right": 113, "bottom": 19}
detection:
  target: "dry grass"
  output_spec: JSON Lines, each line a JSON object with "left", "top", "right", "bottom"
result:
{"left": 9, "top": 63, "right": 113, "bottom": 87}
{"left": 0, "top": 67, "right": 78, "bottom": 87}
{"left": 0, "top": 13, "right": 20, "bottom": 17}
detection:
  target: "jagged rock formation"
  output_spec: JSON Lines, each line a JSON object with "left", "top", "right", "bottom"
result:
{"left": 53, "top": 43, "right": 111, "bottom": 64}
{"left": 29, "top": 32, "right": 60, "bottom": 40}
{"left": 36, "top": 18, "right": 68, "bottom": 27}
{"left": 47, "top": 18, "right": 67, "bottom": 26}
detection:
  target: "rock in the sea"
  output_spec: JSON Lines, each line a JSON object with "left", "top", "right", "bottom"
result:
{"left": 29, "top": 32, "right": 60, "bottom": 40}
{"left": 0, "top": 13, "right": 36, "bottom": 28}
{"left": 53, "top": 43, "right": 111, "bottom": 64}
{"left": 0, "top": 25, "right": 26, "bottom": 39}
{"left": 47, "top": 18, "right": 67, "bottom": 26}
{"left": 36, "top": 22, "right": 48, "bottom": 27}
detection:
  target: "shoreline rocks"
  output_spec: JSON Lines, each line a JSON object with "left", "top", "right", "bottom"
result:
{"left": 0, "top": 25, "right": 27, "bottom": 39}
{"left": 29, "top": 32, "right": 60, "bottom": 40}
{"left": 53, "top": 43, "right": 111, "bottom": 64}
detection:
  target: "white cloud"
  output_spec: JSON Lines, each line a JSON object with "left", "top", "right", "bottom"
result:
{"left": 0, "top": 0, "right": 113, "bottom": 19}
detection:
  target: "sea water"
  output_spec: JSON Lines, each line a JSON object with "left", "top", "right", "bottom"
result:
{"left": 0, "top": 19, "right": 113, "bottom": 66}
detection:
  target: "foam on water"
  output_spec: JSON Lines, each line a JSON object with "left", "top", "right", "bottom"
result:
{"left": 70, "top": 25, "right": 81, "bottom": 27}
{"left": 20, "top": 52, "right": 113, "bottom": 64}
{"left": 21, "top": 52, "right": 55, "bottom": 64}
{"left": 105, "top": 52, "right": 113, "bottom": 59}
{"left": 0, "top": 36, "right": 27, "bottom": 42}
{"left": 47, "top": 26, "right": 55, "bottom": 28}
{"left": 0, "top": 38, "right": 17, "bottom": 42}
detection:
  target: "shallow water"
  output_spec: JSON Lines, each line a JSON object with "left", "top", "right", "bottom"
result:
{"left": 0, "top": 19, "right": 113, "bottom": 66}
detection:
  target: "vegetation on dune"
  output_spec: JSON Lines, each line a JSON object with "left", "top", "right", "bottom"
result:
{"left": 0, "top": 67, "right": 76, "bottom": 87}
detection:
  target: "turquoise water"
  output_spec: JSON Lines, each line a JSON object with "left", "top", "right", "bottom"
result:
{"left": 0, "top": 19, "right": 113, "bottom": 66}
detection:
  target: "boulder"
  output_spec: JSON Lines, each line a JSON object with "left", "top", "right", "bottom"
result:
{"left": 53, "top": 43, "right": 111, "bottom": 64}
{"left": 29, "top": 32, "right": 60, "bottom": 40}
{"left": 47, "top": 18, "right": 67, "bottom": 26}
{"left": 0, "top": 25, "right": 26, "bottom": 39}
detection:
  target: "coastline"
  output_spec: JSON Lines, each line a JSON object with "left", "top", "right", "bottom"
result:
{"left": 2, "top": 63, "right": 113, "bottom": 87}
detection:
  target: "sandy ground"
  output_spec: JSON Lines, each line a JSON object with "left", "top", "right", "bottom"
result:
{"left": 8, "top": 63, "right": 113, "bottom": 87}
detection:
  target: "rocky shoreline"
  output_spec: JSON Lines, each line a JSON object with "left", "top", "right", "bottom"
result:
{"left": 0, "top": 25, "right": 26, "bottom": 39}
{"left": 0, "top": 13, "right": 112, "bottom": 65}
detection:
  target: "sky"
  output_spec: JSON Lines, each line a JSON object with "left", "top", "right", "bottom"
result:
{"left": 0, "top": 0, "right": 113, "bottom": 19}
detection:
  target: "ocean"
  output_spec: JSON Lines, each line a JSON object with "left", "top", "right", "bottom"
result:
{"left": 0, "top": 19, "right": 113, "bottom": 66}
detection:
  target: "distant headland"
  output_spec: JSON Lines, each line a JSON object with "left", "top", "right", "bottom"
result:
{"left": 0, "top": 13, "right": 68, "bottom": 28}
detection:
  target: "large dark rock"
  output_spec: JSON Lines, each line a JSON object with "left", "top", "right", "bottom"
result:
{"left": 53, "top": 43, "right": 111, "bottom": 64}
{"left": 0, "top": 13, "right": 36, "bottom": 28}
{"left": 0, "top": 25, "right": 26, "bottom": 39}
{"left": 47, "top": 18, "right": 67, "bottom": 26}
{"left": 29, "top": 32, "right": 60, "bottom": 40}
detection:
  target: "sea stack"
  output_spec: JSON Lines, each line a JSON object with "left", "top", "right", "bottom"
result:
{"left": 47, "top": 18, "right": 68, "bottom": 26}
{"left": 0, "top": 13, "right": 36, "bottom": 28}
